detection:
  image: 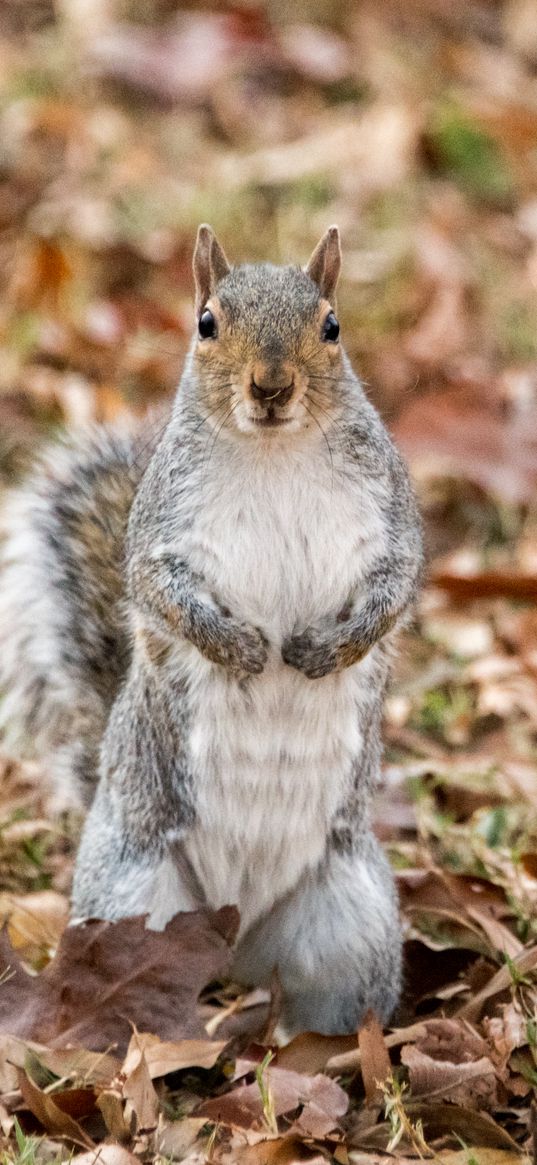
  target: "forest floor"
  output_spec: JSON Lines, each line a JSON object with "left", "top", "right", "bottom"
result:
{"left": 0, "top": 1, "right": 537, "bottom": 1162}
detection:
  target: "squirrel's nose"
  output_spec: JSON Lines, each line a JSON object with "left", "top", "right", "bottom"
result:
{"left": 250, "top": 361, "right": 295, "bottom": 406}
{"left": 250, "top": 380, "right": 294, "bottom": 405}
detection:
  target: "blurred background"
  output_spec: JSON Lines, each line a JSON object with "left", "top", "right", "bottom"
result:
{"left": 1, "top": 0, "right": 537, "bottom": 922}
{"left": 1, "top": 0, "right": 537, "bottom": 559}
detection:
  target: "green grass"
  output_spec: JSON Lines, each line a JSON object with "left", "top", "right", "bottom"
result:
{"left": 427, "top": 103, "right": 515, "bottom": 205}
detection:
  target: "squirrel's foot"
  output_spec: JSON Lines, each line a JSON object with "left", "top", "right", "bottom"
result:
{"left": 282, "top": 623, "right": 368, "bottom": 679}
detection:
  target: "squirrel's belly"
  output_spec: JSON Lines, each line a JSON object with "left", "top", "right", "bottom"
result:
{"left": 181, "top": 651, "right": 375, "bottom": 933}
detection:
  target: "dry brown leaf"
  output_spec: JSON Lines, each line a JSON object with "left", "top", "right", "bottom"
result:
{"left": 357, "top": 1011, "right": 391, "bottom": 1104}
{"left": 156, "top": 1116, "right": 207, "bottom": 1161}
{"left": 18, "top": 1068, "right": 95, "bottom": 1147}
{"left": 436, "top": 1152, "right": 530, "bottom": 1165}
{"left": 91, "top": 12, "right": 276, "bottom": 104}
{"left": 0, "top": 1033, "right": 34, "bottom": 1091}
{"left": 355, "top": 1100, "right": 522, "bottom": 1151}
{"left": 394, "top": 381, "right": 537, "bottom": 505}
{"left": 120, "top": 1031, "right": 159, "bottom": 1132}
{"left": 217, "top": 1132, "right": 325, "bottom": 1164}
{"left": 401, "top": 1043, "right": 498, "bottom": 1108}
{"left": 432, "top": 565, "right": 537, "bottom": 601}
{"left": 404, "top": 283, "right": 468, "bottom": 366}
{"left": 457, "top": 944, "right": 537, "bottom": 1021}
{"left": 71, "top": 1148, "right": 141, "bottom": 1165}
{"left": 0, "top": 891, "right": 69, "bottom": 962}
{"left": 326, "top": 1021, "right": 429, "bottom": 1077}
{"left": 96, "top": 1086, "right": 131, "bottom": 1141}
{"left": 412, "top": 1016, "right": 490, "bottom": 1062}
{"left": 216, "top": 104, "right": 421, "bottom": 192}
{"left": 37, "top": 1046, "right": 122, "bottom": 1088}
{"left": 483, "top": 1001, "right": 528, "bottom": 1073}
{"left": 132, "top": 1031, "right": 227, "bottom": 1078}
{"left": 276, "top": 1032, "right": 356, "bottom": 1076}
{"left": 521, "top": 853, "right": 537, "bottom": 878}
{"left": 0, "top": 907, "right": 239, "bottom": 1054}
{"left": 397, "top": 867, "right": 521, "bottom": 957}
{"left": 198, "top": 1065, "right": 348, "bottom": 1135}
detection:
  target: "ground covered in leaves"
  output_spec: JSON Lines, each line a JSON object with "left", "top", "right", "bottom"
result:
{"left": 1, "top": 0, "right": 537, "bottom": 1162}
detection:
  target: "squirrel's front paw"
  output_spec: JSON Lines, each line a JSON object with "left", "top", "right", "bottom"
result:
{"left": 282, "top": 627, "right": 339, "bottom": 679}
{"left": 218, "top": 620, "right": 269, "bottom": 676}
{"left": 282, "top": 624, "right": 370, "bottom": 679}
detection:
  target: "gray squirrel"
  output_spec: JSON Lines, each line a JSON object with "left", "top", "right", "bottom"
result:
{"left": 0, "top": 226, "right": 423, "bottom": 1035}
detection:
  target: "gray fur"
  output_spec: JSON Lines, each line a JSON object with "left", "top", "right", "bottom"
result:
{"left": 1, "top": 232, "right": 423, "bottom": 1034}
{"left": 0, "top": 422, "right": 163, "bottom": 807}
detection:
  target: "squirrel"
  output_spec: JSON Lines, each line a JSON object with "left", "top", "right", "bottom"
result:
{"left": 0, "top": 226, "right": 423, "bottom": 1035}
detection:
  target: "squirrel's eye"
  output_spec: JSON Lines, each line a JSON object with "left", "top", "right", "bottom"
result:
{"left": 322, "top": 312, "right": 340, "bottom": 342}
{"left": 198, "top": 309, "right": 217, "bottom": 339}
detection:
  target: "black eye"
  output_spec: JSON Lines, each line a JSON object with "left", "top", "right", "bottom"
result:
{"left": 322, "top": 312, "right": 339, "bottom": 342}
{"left": 198, "top": 309, "right": 217, "bottom": 339}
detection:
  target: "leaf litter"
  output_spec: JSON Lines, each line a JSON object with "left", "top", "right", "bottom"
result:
{"left": 1, "top": 0, "right": 537, "bottom": 1162}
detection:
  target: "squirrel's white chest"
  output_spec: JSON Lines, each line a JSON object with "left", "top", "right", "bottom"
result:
{"left": 176, "top": 441, "right": 385, "bottom": 930}
{"left": 188, "top": 441, "right": 382, "bottom": 637}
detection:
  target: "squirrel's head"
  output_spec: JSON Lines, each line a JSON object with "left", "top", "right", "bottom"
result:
{"left": 190, "top": 225, "right": 344, "bottom": 436}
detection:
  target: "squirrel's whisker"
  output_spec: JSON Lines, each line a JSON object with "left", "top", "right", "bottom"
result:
{"left": 307, "top": 374, "right": 360, "bottom": 386}
{"left": 201, "top": 400, "right": 240, "bottom": 485}
{"left": 129, "top": 414, "right": 174, "bottom": 472}
{"left": 306, "top": 391, "right": 347, "bottom": 442}
{"left": 188, "top": 396, "right": 235, "bottom": 446}
{"left": 301, "top": 399, "right": 334, "bottom": 489}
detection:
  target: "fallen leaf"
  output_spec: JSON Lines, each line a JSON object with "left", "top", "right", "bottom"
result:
{"left": 521, "top": 853, "right": 537, "bottom": 878}
{"left": 394, "top": 380, "right": 537, "bottom": 504}
{"left": 0, "top": 891, "right": 69, "bottom": 964}
{"left": 71, "top": 1148, "right": 141, "bottom": 1165}
{"left": 483, "top": 1001, "right": 529, "bottom": 1074}
{"left": 91, "top": 13, "right": 276, "bottom": 105}
{"left": 36, "top": 1046, "right": 122, "bottom": 1088}
{"left": 276, "top": 1032, "right": 356, "bottom": 1076}
{"left": 457, "top": 944, "right": 537, "bottom": 1021}
{"left": 217, "top": 1132, "right": 326, "bottom": 1164}
{"left": 120, "top": 1031, "right": 159, "bottom": 1131}
{"left": 326, "top": 1021, "right": 429, "bottom": 1077}
{"left": 357, "top": 1011, "right": 391, "bottom": 1104}
{"left": 436, "top": 1152, "right": 530, "bottom": 1165}
{"left": 156, "top": 1116, "right": 207, "bottom": 1161}
{"left": 432, "top": 563, "right": 537, "bottom": 601}
{"left": 0, "top": 908, "right": 239, "bottom": 1054}
{"left": 132, "top": 1031, "right": 227, "bottom": 1078}
{"left": 397, "top": 867, "right": 522, "bottom": 958}
{"left": 215, "top": 104, "right": 421, "bottom": 192}
{"left": 355, "top": 1101, "right": 522, "bottom": 1151}
{"left": 18, "top": 1068, "right": 95, "bottom": 1147}
{"left": 401, "top": 1043, "right": 498, "bottom": 1108}
{"left": 404, "top": 283, "right": 468, "bottom": 366}
{"left": 198, "top": 1066, "right": 348, "bottom": 1136}
{"left": 96, "top": 1086, "right": 131, "bottom": 1141}
{"left": 279, "top": 24, "right": 352, "bottom": 84}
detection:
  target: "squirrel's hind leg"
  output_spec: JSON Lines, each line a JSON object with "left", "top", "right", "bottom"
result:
{"left": 71, "top": 654, "right": 200, "bottom": 925}
{"left": 232, "top": 833, "right": 402, "bottom": 1036}
{"left": 71, "top": 782, "right": 200, "bottom": 926}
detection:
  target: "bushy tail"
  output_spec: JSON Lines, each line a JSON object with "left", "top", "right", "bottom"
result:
{"left": 0, "top": 420, "right": 162, "bottom": 808}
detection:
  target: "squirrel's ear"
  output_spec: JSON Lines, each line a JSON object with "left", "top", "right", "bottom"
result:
{"left": 305, "top": 226, "right": 341, "bottom": 304}
{"left": 193, "top": 224, "right": 231, "bottom": 315}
